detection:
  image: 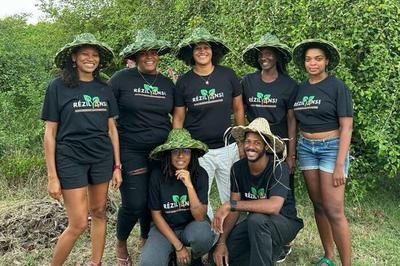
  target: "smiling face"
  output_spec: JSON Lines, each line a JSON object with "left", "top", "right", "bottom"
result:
{"left": 304, "top": 48, "right": 329, "bottom": 77}
{"left": 193, "top": 42, "right": 213, "bottom": 67}
{"left": 258, "top": 47, "right": 278, "bottom": 71}
{"left": 171, "top": 148, "right": 192, "bottom": 170}
{"left": 136, "top": 49, "right": 159, "bottom": 74}
{"left": 72, "top": 45, "right": 100, "bottom": 77}
{"left": 244, "top": 132, "right": 267, "bottom": 163}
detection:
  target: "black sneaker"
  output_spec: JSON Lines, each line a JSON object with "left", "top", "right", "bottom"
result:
{"left": 276, "top": 244, "right": 292, "bottom": 263}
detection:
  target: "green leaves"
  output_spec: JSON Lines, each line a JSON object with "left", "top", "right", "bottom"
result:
{"left": 144, "top": 84, "right": 159, "bottom": 95}
{"left": 83, "top": 94, "right": 92, "bottom": 104}
{"left": 172, "top": 195, "right": 180, "bottom": 203}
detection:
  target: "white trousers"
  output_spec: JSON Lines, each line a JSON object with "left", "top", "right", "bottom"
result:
{"left": 199, "top": 143, "right": 239, "bottom": 218}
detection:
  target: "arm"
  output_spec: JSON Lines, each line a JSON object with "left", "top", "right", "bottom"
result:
{"left": 232, "top": 95, "right": 245, "bottom": 126}
{"left": 333, "top": 117, "right": 353, "bottom": 187}
{"left": 172, "top": 106, "right": 186, "bottom": 128}
{"left": 44, "top": 121, "right": 61, "bottom": 200}
{"left": 175, "top": 170, "right": 207, "bottom": 220}
{"left": 108, "top": 118, "right": 122, "bottom": 189}
{"left": 286, "top": 109, "right": 297, "bottom": 174}
{"left": 212, "top": 193, "right": 241, "bottom": 266}
{"left": 152, "top": 210, "right": 190, "bottom": 264}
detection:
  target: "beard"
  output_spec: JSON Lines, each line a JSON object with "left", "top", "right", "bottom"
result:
{"left": 245, "top": 149, "right": 266, "bottom": 163}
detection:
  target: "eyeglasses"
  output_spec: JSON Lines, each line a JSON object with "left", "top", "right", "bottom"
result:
{"left": 171, "top": 148, "right": 191, "bottom": 156}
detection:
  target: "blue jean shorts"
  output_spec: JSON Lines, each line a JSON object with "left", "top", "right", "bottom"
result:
{"left": 297, "top": 136, "right": 349, "bottom": 176}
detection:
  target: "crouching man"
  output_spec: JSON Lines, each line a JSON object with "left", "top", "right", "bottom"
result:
{"left": 212, "top": 118, "right": 304, "bottom": 266}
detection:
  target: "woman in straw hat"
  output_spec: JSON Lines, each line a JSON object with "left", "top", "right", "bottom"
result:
{"left": 140, "top": 128, "right": 215, "bottom": 266}
{"left": 173, "top": 27, "right": 245, "bottom": 219}
{"left": 292, "top": 39, "right": 353, "bottom": 266}
{"left": 241, "top": 33, "right": 299, "bottom": 261}
{"left": 108, "top": 29, "right": 175, "bottom": 265}
{"left": 41, "top": 33, "right": 122, "bottom": 266}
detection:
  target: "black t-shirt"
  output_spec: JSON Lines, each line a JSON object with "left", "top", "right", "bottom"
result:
{"left": 41, "top": 77, "right": 118, "bottom": 163}
{"left": 108, "top": 68, "right": 175, "bottom": 152}
{"left": 230, "top": 156, "right": 298, "bottom": 219}
{"left": 174, "top": 65, "right": 242, "bottom": 148}
{"left": 148, "top": 167, "right": 209, "bottom": 229}
{"left": 242, "top": 71, "right": 298, "bottom": 138}
{"left": 293, "top": 76, "right": 353, "bottom": 133}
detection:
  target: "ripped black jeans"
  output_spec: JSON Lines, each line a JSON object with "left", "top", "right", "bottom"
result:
{"left": 117, "top": 150, "right": 158, "bottom": 240}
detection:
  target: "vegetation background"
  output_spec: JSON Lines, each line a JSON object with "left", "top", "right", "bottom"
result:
{"left": 0, "top": 0, "right": 399, "bottom": 265}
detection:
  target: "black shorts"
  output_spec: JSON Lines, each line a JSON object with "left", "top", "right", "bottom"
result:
{"left": 56, "top": 153, "right": 113, "bottom": 189}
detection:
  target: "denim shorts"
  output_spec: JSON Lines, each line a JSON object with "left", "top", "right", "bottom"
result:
{"left": 297, "top": 136, "right": 349, "bottom": 176}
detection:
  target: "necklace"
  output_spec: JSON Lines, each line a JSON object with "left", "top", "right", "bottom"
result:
{"left": 195, "top": 66, "right": 214, "bottom": 85}
{"left": 138, "top": 69, "right": 158, "bottom": 87}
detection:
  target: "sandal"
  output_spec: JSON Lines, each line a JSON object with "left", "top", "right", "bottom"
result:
{"left": 117, "top": 255, "right": 133, "bottom": 266}
{"left": 316, "top": 257, "right": 335, "bottom": 266}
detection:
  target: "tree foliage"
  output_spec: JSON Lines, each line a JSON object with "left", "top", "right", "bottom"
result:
{"left": 1, "top": 0, "right": 399, "bottom": 196}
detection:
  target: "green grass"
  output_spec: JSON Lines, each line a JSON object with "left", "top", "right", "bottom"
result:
{"left": 0, "top": 177, "right": 399, "bottom": 265}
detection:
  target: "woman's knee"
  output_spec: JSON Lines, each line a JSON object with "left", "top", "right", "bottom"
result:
{"left": 67, "top": 218, "right": 88, "bottom": 236}
{"left": 312, "top": 201, "right": 325, "bottom": 215}
{"left": 90, "top": 205, "right": 107, "bottom": 220}
{"left": 323, "top": 203, "right": 346, "bottom": 222}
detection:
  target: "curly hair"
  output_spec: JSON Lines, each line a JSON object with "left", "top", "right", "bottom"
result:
{"left": 160, "top": 150, "right": 202, "bottom": 183}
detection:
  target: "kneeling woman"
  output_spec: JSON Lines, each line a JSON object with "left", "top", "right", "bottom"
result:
{"left": 41, "top": 33, "right": 122, "bottom": 265}
{"left": 140, "top": 129, "right": 215, "bottom": 266}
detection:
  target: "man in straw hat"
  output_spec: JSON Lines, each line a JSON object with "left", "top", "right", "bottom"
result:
{"left": 211, "top": 118, "right": 303, "bottom": 266}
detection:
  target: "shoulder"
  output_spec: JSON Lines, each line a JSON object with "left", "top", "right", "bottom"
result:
{"left": 46, "top": 77, "right": 65, "bottom": 92}
{"left": 328, "top": 75, "right": 348, "bottom": 89}
{"left": 216, "top": 65, "right": 236, "bottom": 76}
{"left": 158, "top": 73, "right": 175, "bottom": 87}
{"left": 280, "top": 74, "right": 298, "bottom": 86}
{"left": 232, "top": 158, "right": 248, "bottom": 172}
{"left": 272, "top": 162, "right": 290, "bottom": 178}
{"left": 242, "top": 71, "right": 259, "bottom": 82}
{"left": 109, "top": 68, "right": 135, "bottom": 81}
{"left": 176, "top": 70, "right": 193, "bottom": 85}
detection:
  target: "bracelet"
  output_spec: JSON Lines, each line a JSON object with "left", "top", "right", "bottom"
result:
{"left": 113, "top": 164, "right": 122, "bottom": 171}
{"left": 175, "top": 244, "right": 184, "bottom": 252}
{"left": 230, "top": 199, "right": 237, "bottom": 211}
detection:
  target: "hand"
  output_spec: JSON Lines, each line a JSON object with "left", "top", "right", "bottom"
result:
{"left": 111, "top": 169, "right": 122, "bottom": 189}
{"left": 333, "top": 165, "right": 346, "bottom": 187}
{"left": 48, "top": 176, "right": 62, "bottom": 201}
{"left": 176, "top": 246, "right": 191, "bottom": 265}
{"left": 212, "top": 202, "right": 231, "bottom": 233}
{"left": 213, "top": 243, "right": 229, "bottom": 266}
{"left": 175, "top": 170, "right": 193, "bottom": 188}
{"left": 285, "top": 155, "right": 296, "bottom": 174}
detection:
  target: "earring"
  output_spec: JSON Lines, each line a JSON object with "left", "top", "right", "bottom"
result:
{"left": 72, "top": 61, "right": 77, "bottom": 68}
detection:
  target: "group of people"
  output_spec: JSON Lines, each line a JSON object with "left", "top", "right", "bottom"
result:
{"left": 41, "top": 27, "right": 353, "bottom": 266}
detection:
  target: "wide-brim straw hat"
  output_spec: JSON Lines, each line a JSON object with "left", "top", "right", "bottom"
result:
{"left": 293, "top": 38, "right": 341, "bottom": 71}
{"left": 54, "top": 33, "right": 114, "bottom": 69}
{"left": 120, "top": 29, "right": 171, "bottom": 60}
{"left": 176, "top": 27, "right": 230, "bottom": 65}
{"left": 150, "top": 128, "right": 208, "bottom": 159}
{"left": 243, "top": 33, "right": 292, "bottom": 69}
{"left": 231, "top": 118, "right": 286, "bottom": 154}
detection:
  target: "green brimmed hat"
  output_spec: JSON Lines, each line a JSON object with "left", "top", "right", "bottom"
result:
{"left": 231, "top": 117, "right": 286, "bottom": 154}
{"left": 293, "top": 39, "right": 340, "bottom": 71}
{"left": 242, "top": 33, "right": 292, "bottom": 69}
{"left": 120, "top": 29, "right": 171, "bottom": 60}
{"left": 54, "top": 33, "right": 113, "bottom": 69}
{"left": 150, "top": 128, "right": 208, "bottom": 159}
{"left": 176, "top": 27, "right": 230, "bottom": 65}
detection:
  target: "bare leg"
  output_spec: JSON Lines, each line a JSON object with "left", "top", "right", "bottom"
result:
{"left": 303, "top": 170, "right": 335, "bottom": 261}
{"left": 51, "top": 187, "right": 88, "bottom": 266}
{"left": 88, "top": 182, "right": 110, "bottom": 263}
{"left": 320, "top": 170, "right": 352, "bottom": 266}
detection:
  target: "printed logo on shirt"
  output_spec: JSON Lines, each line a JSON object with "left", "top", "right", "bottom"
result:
{"left": 244, "top": 186, "right": 266, "bottom": 199}
{"left": 133, "top": 84, "right": 167, "bottom": 99}
{"left": 163, "top": 194, "right": 190, "bottom": 214}
{"left": 72, "top": 94, "right": 108, "bottom": 112}
{"left": 293, "top": 95, "right": 321, "bottom": 110}
{"left": 248, "top": 91, "right": 278, "bottom": 108}
{"left": 192, "top": 88, "right": 224, "bottom": 106}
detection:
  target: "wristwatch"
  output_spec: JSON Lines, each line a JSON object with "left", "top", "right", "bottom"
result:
{"left": 229, "top": 199, "right": 237, "bottom": 211}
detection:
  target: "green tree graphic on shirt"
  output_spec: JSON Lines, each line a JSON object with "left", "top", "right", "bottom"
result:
{"left": 144, "top": 84, "right": 159, "bottom": 95}
{"left": 200, "top": 88, "right": 216, "bottom": 101}
{"left": 83, "top": 95, "right": 100, "bottom": 108}
{"left": 251, "top": 187, "right": 266, "bottom": 198}
{"left": 256, "top": 92, "right": 271, "bottom": 104}
{"left": 302, "top": 96, "right": 315, "bottom": 106}
{"left": 172, "top": 194, "right": 188, "bottom": 208}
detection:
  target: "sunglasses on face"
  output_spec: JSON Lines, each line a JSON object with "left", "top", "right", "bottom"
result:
{"left": 171, "top": 148, "right": 192, "bottom": 156}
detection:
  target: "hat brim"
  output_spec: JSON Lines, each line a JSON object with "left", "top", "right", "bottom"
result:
{"left": 149, "top": 141, "right": 208, "bottom": 160}
{"left": 176, "top": 41, "right": 230, "bottom": 65}
{"left": 293, "top": 39, "right": 340, "bottom": 71}
{"left": 54, "top": 42, "right": 113, "bottom": 69}
{"left": 231, "top": 126, "right": 286, "bottom": 154}
{"left": 243, "top": 46, "right": 292, "bottom": 69}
